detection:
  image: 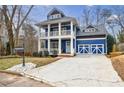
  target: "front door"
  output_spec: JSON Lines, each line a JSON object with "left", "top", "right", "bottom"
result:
{"left": 66, "top": 41, "right": 70, "bottom": 53}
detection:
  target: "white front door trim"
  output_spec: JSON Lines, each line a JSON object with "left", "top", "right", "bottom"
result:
{"left": 66, "top": 41, "right": 71, "bottom": 53}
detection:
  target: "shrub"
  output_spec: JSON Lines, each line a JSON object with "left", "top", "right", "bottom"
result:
{"left": 107, "top": 34, "right": 115, "bottom": 54}
{"left": 39, "top": 51, "right": 43, "bottom": 57}
{"left": 44, "top": 50, "right": 49, "bottom": 57}
{"left": 33, "top": 52, "right": 39, "bottom": 57}
{"left": 118, "top": 43, "right": 124, "bottom": 52}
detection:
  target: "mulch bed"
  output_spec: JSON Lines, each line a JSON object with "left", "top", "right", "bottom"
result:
{"left": 111, "top": 55, "right": 124, "bottom": 81}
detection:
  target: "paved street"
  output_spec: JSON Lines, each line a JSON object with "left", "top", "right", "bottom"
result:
{"left": 24, "top": 55, "right": 124, "bottom": 87}
{"left": 0, "top": 72, "right": 51, "bottom": 87}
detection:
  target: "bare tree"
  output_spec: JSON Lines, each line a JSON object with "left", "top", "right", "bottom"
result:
{"left": 82, "top": 7, "right": 92, "bottom": 27}
{"left": 22, "top": 23, "right": 37, "bottom": 55}
{"left": 1, "top": 5, "right": 34, "bottom": 54}
{"left": 12, "top": 5, "right": 34, "bottom": 46}
{"left": 1, "top": 5, "right": 15, "bottom": 54}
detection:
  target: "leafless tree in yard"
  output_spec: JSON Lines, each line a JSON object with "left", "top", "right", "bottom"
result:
{"left": 1, "top": 5, "right": 34, "bottom": 54}
{"left": 22, "top": 23, "right": 37, "bottom": 55}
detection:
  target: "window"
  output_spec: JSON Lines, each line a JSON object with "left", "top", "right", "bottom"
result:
{"left": 49, "top": 14, "right": 61, "bottom": 19}
{"left": 85, "top": 28, "right": 96, "bottom": 32}
{"left": 51, "top": 41, "right": 58, "bottom": 48}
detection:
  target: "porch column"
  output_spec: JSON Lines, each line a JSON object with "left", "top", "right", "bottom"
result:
{"left": 58, "top": 38, "right": 61, "bottom": 54}
{"left": 38, "top": 27, "right": 41, "bottom": 52}
{"left": 71, "top": 37, "right": 74, "bottom": 56}
{"left": 48, "top": 24, "right": 50, "bottom": 53}
{"left": 48, "top": 24, "right": 50, "bottom": 37}
{"left": 48, "top": 39, "right": 50, "bottom": 53}
{"left": 38, "top": 39, "right": 41, "bottom": 52}
{"left": 59, "top": 22, "right": 61, "bottom": 36}
{"left": 71, "top": 21, "right": 73, "bottom": 36}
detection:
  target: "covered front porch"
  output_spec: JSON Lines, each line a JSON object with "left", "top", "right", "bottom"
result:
{"left": 39, "top": 38, "right": 75, "bottom": 56}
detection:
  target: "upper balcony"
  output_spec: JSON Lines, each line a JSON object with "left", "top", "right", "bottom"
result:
{"left": 39, "top": 21, "right": 77, "bottom": 39}
{"left": 40, "top": 30, "right": 71, "bottom": 37}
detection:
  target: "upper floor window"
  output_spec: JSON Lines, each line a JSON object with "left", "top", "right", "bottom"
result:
{"left": 85, "top": 28, "right": 96, "bottom": 32}
{"left": 49, "top": 14, "right": 61, "bottom": 19}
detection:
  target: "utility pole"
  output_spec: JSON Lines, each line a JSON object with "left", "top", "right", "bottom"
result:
{"left": 22, "top": 32, "right": 25, "bottom": 67}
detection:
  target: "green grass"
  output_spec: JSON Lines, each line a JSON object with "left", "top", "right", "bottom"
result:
{"left": 0, "top": 57, "right": 59, "bottom": 70}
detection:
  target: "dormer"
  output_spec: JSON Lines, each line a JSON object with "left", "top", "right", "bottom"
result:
{"left": 84, "top": 25, "right": 97, "bottom": 32}
{"left": 47, "top": 8, "right": 65, "bottom": 20}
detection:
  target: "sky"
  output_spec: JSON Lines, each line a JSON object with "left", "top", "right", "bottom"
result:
{"left": 28, "top": 5, "right": 119, "bottom": 23}
{"left": 24, "top": 5, "right": 124, "bottom": 36}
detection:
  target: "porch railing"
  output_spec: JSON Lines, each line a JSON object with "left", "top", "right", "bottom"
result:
{"left": 50, "top": 31, "right": 59, "bottom": 36}
{"left": 40, "top": 30, "right": 71, "bottom": 37}
{"left": 50, "top": 48, "right": 58, "bottom": 54}
{"left": 40, "top": 32, "right": 48, "bottom": 37}
{"left": 61, "top": 30, "right": 71, "bottom": 35}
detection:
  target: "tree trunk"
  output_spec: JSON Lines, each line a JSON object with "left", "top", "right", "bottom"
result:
{"left": 7, "top": 24, "right": 14, "bottom": 55}
{"left": 2, "top": 5, "right": 14, "bottom": 55}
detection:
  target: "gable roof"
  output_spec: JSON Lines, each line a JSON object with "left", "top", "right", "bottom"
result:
{"left": 47, "top": 8, "right": 65, "bottom": 17}
{"left": 86, "top": 25, "right": 94, "bottom": 29}
{"left": 77, "top": 24, "right": 108, "bottom": 36}
{"left": 36, "top": 17, "right": 78, "bottom": 27}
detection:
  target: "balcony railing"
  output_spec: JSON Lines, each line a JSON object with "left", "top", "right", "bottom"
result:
{"left": 61, "top": 30, "right": 71, "bottom": 35}
{"left": 50, "top": 48, "right": 58, "bottom": 54}
{"left": 40, "top": 30, "right": 71, "bottom": 37}
{"left": 50, "top": 31, "right": 59, "bottom": 36}
{"left": 40, "top": 32, "right": 47, "bottom": 37}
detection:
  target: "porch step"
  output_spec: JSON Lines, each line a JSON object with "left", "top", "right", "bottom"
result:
{"left": 58, "top": 54, "right": 75, "bottom": 57}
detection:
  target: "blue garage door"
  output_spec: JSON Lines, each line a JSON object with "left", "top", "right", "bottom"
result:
{"left": 78, "top": 44, "right": 90, "bottom": 54}
{"left": 91, "top": 44, "right": 104, "bottom": 54}
{"left": 76, "top": 39, "right": 106, "bottom": 54}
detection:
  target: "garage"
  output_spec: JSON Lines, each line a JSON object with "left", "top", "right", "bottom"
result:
{"left": 76, "top": 38, "right": 106, "bottom": 54}
{"left": 78, "top": 44, "right": 104, "bottom": 54}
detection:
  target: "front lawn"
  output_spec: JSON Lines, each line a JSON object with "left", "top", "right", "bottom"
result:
{"left": 0, "top": 57, "right": 60, "bottom": 70}
{"left": 111, "top": 55, "right": 124, "bottom": 81}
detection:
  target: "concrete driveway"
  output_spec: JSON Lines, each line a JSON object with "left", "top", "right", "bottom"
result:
{"left": 25, "top": 55, "right": 124, "bottom": 87}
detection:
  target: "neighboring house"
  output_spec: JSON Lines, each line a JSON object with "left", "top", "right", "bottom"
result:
{"left": 36, "top": 8, "right": 107, "bottom": 56}
{"left": 0, "top": 23, "right": 8, "bottom": 48}
{"left": 15, "top": 24, "right": 38, "bottom": 55}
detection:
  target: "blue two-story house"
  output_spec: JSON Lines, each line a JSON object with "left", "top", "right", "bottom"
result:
{"left": 36, "top": 8, "right": 107, "bottom": 56}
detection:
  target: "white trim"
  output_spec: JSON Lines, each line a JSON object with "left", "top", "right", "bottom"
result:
{"left": 75, "top": 38, "right": 76, "bottom": 53}
{"left": 78, "top": 44, "right": 90, "bottom": 54}
{"left": 58, "top": 38, "right": 61, "bottom": 54}
{"left": 77, "top": 44, "right": 104, "bottom": 54}
{"left": 71, "top": 21, "right": 73, "bottom": 36}
{"left": 39, "top": 35, "right": 75, "bottom": 39}
{"left": 91, "top": 44, "right": 104, "bottom": 54}
{"left": 48, "top": 39, "right": 50, "bottom": 53}
{"left": 59, "top": 22, "right": 61, "bottom": 36}
{"left": 48, "top": 24, "right": 50, "bottom": 37}
{"left": 77, "top": 38, "right": 106, "bottom": 41}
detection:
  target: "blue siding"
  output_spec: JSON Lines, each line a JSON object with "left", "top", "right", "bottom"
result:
{"left": 73, "top": 39, "right": 76, "bottom": 49}
{"left": 76, "top": 39, "right": 107, "bottom": 53}
{"left": 45, "top": 40, "right": 48, "bottom": 48}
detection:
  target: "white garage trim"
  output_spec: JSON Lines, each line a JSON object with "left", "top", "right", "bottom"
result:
{"left": 91, "top": 44, "right": 104, "bottom": 54}
{"left": 78, "top": 44, "right": 91, "bottom": 54}
{"left": 77, "top": 38, "right": 106, "bottom": 41}
{"left": 78, "top": 44, "right": 104, "bottom": 54}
